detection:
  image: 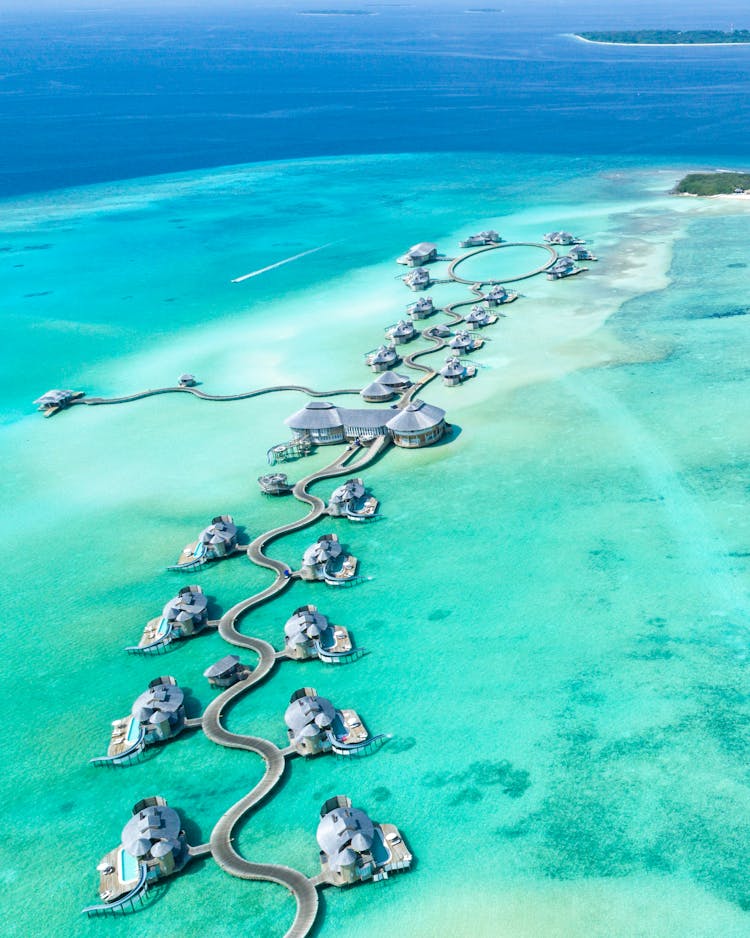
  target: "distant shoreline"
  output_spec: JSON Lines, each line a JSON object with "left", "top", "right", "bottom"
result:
{"left": 571, "top": 33, "right": 750, "bottom": 48}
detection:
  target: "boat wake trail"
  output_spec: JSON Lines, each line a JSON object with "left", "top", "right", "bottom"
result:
{"left": 231, "top": 242, "right": 337, "bottom": 283}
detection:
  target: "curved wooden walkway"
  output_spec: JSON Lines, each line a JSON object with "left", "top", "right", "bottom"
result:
{"left": 70, "top": 383, "right": 360, "bottom": 408}
{"left": 198, "top": 434, "right": 391, "bottom": 938}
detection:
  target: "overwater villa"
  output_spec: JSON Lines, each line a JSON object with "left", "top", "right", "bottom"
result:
{"left": 177, "top": 373, "right": 197, "bottom": 387}
{"left": 484, "top": 285, "right": 517, "bottom": 306}
{"left": 90, "top": 797, "right": 191, "bottom": 909}
{"left": 568, "top": 244, "right": 597, "bottom": 261}
{"left": 283, "top": 604, "right": 354, "bottom": 661}
{"left": 203, "top": 654, "right": 251, "bottom": 688}
{"left": 316, "top": 795, "right": 412, "bottom": 886}
{"left": 285, "top": 399, "right": 446, "bottom": 448}
{"left": 34, "top": 388, "right": 84, "bottom": 416}
{"left": 174, "top": 515, "right": 238, "bottom": 569}
{"left": 285, "top": 687, "right": 372, "bottom": 757}
{"left": 547, "top": 256, "right": 584, "bottom": 280}
{"left": 365, "top": 344, "right": 400, "bottom": 372}
{"left": 258, "top": 472, "right": 294, "bottom": 495}
{"left": 396, "top": 242, "right": 438, "bottom": 267}
{"left": 427, "top": 322, "right": 452, "bottom": 339}
{"left": 328, "top": 477, "right": 378, "bottom": 521}
{"left": 385, "top": 319, "right": 417, "bottom": 345}
{"left": 360, "top": 370, "right": 412, "bottom": 403}
{"left": 300, "top": 533, "right": 358, "bottom": 584}
{"left": 406, "top": 296, "right": 435, "bottom": 320}
{"left": 92, "top": 677, "right": 186, "bottom": 767}
{"left": 448, "top": 330, "right": 483, "bottom": 353}
{"left": 403, "top": 267, "right": 431, "bottom": 291}
{"left": 459, "top": 229, "right": 502, "bottom": 248}
{"left": 464, "top": 305, "right": 498, "bottom": 327}
{"left": 132, "top": 585, "right": 209, "bottom": 651}
{"left": 544, "top": 231, "right": 585, "bottom": 245}
{"left": 440, "top": 356, "right": 477, "bottom": 386}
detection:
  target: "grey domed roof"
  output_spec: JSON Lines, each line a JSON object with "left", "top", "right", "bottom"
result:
{"left": 285, "top": 401, "right": 342, "bottom": 430}
{"left": 131, "top": 682, "right": 184, "bottom": 721}
{"left": 203, "top": 654, "right": 240, "bottom": 679}
{"left": 122, "top": 804, "right": 181, "bottom": 857}
{"left": 162, "top": 586, "right": 207, "bottom": 621}
{"left": 377, "top": 371, "right": 411, "bottom": 388}
{"left": 386, "top": 399, "right": 446, "bottom": 433}
{"left": 316, "top": 803, "right": 376, "bottom": 863}
{"left": 284, "top": 693, "right": 336, "bottom": 734}
{"left": 302, "top": 536, "right": 342, "bottom": 567}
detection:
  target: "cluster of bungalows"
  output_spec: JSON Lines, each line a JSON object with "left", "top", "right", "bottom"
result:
{"left": 328, "top": 478, "right": 378, "bottom": 521}
{"left": 459, "top": 229, "right": 503, "bottom": 248}
{"left": 174, "top": 515, "right": 238, "bottom": 568}
{"left": 132, "top": 585, "right": 209, "bottom": 651}
{"left": 365, "top": 344, "right": 400, "bottom": 372}
{"left": 300, "top": 533, "right": 358, "bottom": 584}
{"left": 360, "top": 371, "right": 411, "bottom": 403}
{"left": 317, "top": 795, "right": 412, "bottom": 886}
{"left": 283, "top": 604, "right": 354, "bottom": 661}
{"left": 285, "top": 399, "right": 447, "bottom": 448}
{"left": 94, "top": 797, "right": 190, "bottom": 906}
{"left": 34, "top": 388, "right": 84, "bottom": 416}
{"left": 396, "top": 242, "right": 438, "bottom": 267}
{"left": 285, "top": 687, "right": 371, "bottom": 757}
{"left": 93, "top": 676, "right": 186, "bottom": 766}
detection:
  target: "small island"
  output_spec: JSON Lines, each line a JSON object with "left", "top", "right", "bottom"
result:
{"left": 673, "top": 172, "right": 750, "bottom": 196}
{"left": 577, "top": 30, "right": 750, "bottom": 45}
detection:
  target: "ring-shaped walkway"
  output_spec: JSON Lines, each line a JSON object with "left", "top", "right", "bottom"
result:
{"left": 447, "top": 241, "right": 557, "bottom": 286}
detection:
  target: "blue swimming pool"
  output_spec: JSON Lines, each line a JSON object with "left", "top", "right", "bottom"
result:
{"left": 118, "top": 847, "right": 139, "bottom": 885}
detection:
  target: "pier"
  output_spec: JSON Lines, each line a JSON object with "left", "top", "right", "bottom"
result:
{"left": 73, "top": 225, "right": 594, "bottom": 935}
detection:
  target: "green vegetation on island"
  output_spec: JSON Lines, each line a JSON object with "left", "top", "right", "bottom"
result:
{"left": 578, "top": 29, "right": 750, "bottom": 45}
{"left": 674, "top": 172, "right": 750, "bottom": 196}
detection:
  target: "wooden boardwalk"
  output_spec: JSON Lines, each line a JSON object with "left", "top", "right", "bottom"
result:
{"left": 195, "top": 434, "right": 392, "bottom": 938}
{"left": 70, "top": 383, "right": 360, "bottom": 409}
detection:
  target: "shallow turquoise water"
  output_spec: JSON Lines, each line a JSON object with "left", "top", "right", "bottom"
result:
{"left": 2, "top": 154, "right": 749, "bottom": 937}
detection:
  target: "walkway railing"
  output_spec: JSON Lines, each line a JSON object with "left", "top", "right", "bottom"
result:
{"left": 81, "top": 863, "right": 149, "bottom": 916}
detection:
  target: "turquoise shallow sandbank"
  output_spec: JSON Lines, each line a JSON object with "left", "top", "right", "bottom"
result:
{"left": 2, "top": 153, "right": 750, "bottom": 937}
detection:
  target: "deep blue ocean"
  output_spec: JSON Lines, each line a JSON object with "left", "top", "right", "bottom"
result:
{"left": 2, "top": 0, "right": 750, "bottom": 196}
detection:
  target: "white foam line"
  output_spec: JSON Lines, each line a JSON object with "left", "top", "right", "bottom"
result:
{"left": 231, "top": 242, "right": 336, "bottom": 283}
